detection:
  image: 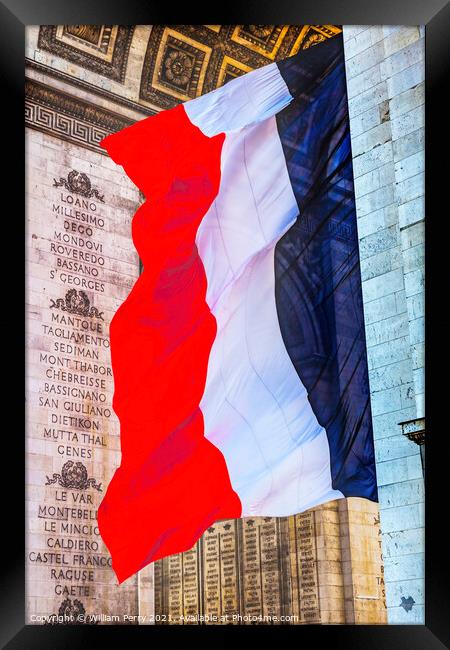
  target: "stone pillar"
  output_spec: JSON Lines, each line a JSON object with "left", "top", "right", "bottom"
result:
{"left": 288, "top": 512, "right": 321, "bottom": 624}
{"left": 25, "top": 128, "right": 143, "bottom": 624}
{"left": 313, "top": 502, "right": 346, "bottom": 624}
{"left": 342, "top": 25, "right": 425, "bottom": 624}
{"left": 138, "top": 565, "right": 155, "bottom": 624}
{"left": 339, "top": 498, "right": 387, "bottom": 624}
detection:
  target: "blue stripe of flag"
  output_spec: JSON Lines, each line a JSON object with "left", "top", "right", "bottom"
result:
{"left": 275, "top": 34, "right": 378, "bottom": 501}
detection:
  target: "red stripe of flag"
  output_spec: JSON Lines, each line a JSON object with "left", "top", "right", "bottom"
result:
{"left": 98, "top": 104, "right": 241, "bottom": 584}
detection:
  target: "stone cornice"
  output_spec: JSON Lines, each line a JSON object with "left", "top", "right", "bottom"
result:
{"left": 25, "top": 77, "right": 135, "bottom": 153}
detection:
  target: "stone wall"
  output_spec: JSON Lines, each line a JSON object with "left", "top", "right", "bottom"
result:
{"left": 343, "top": 25, "right": 425, "bottom": 624}
{"left": 25, "top": 128, "right": 146, "bottom": 624}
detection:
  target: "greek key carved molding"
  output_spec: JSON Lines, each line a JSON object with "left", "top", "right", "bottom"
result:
{"left": 25, "top": 79, "right": 134, "bottom": 153}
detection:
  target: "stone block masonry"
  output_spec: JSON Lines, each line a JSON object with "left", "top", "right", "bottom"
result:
{"left": 343, "top": 26, "right": 425, "bottom": 624}
{"left": 25, "top": 128, "right": 150, "bottom": 624}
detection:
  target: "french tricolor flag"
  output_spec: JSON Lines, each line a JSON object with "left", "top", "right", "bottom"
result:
{"left": 98, "top": 34, "right": 377, "bottom": 584}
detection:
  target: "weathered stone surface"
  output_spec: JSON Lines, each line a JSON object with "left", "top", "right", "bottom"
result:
{"left": 154, "top": 501, "right": 386, "bottom": 624}
{"left": 25, "top": 129, "right": 144, "bottom": 625}
{"left": 343, "top": 25, "right": 424, "bottom": 625}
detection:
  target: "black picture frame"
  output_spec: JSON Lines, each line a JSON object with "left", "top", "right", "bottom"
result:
{"left": 3, "top": 0, "right": 448, "bottom": 647}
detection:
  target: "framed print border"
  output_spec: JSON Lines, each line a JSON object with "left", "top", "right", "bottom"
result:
{"left": 2, "top": 0, "right": 448, "bottom": 647}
